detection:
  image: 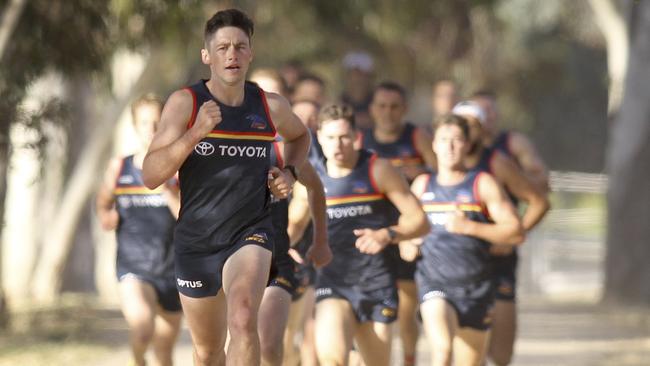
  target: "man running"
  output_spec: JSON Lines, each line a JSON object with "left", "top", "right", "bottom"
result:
{"left": 96, "top": 94, "right": 182, "bottom": 366}
{"left": 470, "top": 91, "right": 550, "bottom": 365}
{"left": 362, "top": 81, "right": 436, "bottom": 366}
{"left": 412, "top": 114, "right": 524, "bottom": 366}
{"left": 142, "top": 9, "right": 310, "bottom": 365}
{"left": 259, "top": 139, "right": 331, "bottom": 366}
{"left": 311, "top": 104, "right": 429, "bottom": 366}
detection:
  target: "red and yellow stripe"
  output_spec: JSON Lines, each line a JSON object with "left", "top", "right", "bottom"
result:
{"left": 389, "top": 157, "right": 424, "bottom": 167}
{"left": 422, "top": 203, "right": 483, "bottom": 213}
{"left": 206, "top": 130, "right": 275, "bottom": 141}
{"left": 114, "top": 186, "right": 164, "bottom": 195}
{"left": 326, "top": 193, "right": 384, "bottom": 206}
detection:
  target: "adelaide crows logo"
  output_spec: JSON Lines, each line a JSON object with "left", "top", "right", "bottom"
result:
{"left": 246, "top": 114, "right": 267, "bottom": 130}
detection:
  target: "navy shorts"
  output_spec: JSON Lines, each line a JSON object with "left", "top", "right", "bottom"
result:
{"left": 315, "top": 282, "right": 398, "bottom": 324}
{"left": 117, "top": 271, "right": 182, "bottom": 312}
{"left": 491, "top": 249, "right": 518, "bottom": 302}
{"left": 416, "top": 273, "right": 495, "bottom": 331}
{"left": 385, "top": 245, "right": 417, "bottom": 281}
{"left": 175, "top": 227, "right": 273, "bottom": 298}
{"left": 268, "top": 259, "right": 302, "bottom": 300}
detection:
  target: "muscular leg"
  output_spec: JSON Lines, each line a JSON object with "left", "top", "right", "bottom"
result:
{"left": 300, "top": 287, "right": 319, "bottom": 366}
{"left": 488, "top": 300, "right": 516, "bottom": 366}
{"left": 180, "top": 291, "right": 227, "bottom": 366}
{"left": 119, "top": 277, "right": 158, "bottom": 366}
{"left": 259, "top": 286, "right": 292, "bottom": 366}
{"left": 454, "top": 327, "right": 490, "bottom": 366}
{"left": 421, "top": 298, "right": 458, "bottom": 366}
{"left": 222, "top": 245, "right": 272, "bottom": 366}
{"left": 397, "top": 280, "right": 419, "bottom": 366}
{"left": 283, "top": 291, "right": 307, "bottom": 366}
{"left": 315, "top": 298, "right": 356, "bottom": 366}
{"left": 151, "top": 308, "right": 182, "bottom": 366}
{"left": 354, "top": 321, "right": 392, "bottom": 366}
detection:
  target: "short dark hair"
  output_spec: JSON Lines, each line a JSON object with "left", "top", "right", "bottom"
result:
{"left": 317, "top": 103, "right": 356, "bottom": 130}
{"left": 433, "top": 114, "right": 470, "bottom": 140}
{"left": 204, "top": 9, "right": 254, "bottom": 44}
{"left": 297, "top": 73, "right": 325, "bottom": 87}
{"left": 373, "top": 81, "right": 407, "bottom": 101}
{"left": 471, "top": 89, "right": 497, "bottom": 101}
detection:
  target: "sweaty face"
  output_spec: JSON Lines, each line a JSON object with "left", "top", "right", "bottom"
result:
{"left": 203, "top": 26, "right": 253, "bottom": 85}
{"left": 317, "top": 119, "right": 357, "bottom": 165}
{"left": 132, "top": 103, "right": 162, "bottom": 148}
{"left": 370, "top": 89, "right": 406, "bottom": 133}
{"left": 433, "top": 124, "right": 468, "bottom": 169}
{"left": 292, "top": 102, "right": 319, "bottom": 133}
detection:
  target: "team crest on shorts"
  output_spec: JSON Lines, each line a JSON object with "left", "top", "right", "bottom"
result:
{"left": 381, "top": 307, "right": 396, "bottom": 318}
{"left": 245, "top": 232, "right": 268, "bottom": 244}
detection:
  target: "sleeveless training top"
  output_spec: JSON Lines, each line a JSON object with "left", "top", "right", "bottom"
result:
{"left": 316, "top": 149, "right": 399, "bottom": 290}
{"left": 114, "top": 155, "right": 176, "bottom": 277}
{"left": 417, "top": 171, "right": 492, "bottom": 286}
{"left": 361, "top": 123, "right": 426, "bottom": 181}
{"left": 174, "top": 80, "right": 276, "bottom": 252}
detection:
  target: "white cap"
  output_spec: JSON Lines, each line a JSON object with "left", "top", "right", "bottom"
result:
{"left": 342, "top": 51, "right": 374, "bottom": 73}
{"left": 452, "top": 101, "right": 487, "bottom": 124}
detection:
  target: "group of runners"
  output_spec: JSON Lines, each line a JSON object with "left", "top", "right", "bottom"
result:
{"left": 96, "top": 8, "right": 550, "bottom": 366}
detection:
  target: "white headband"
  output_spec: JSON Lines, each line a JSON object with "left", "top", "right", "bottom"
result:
{"left": 452, "top": 101, "right": 487, "bottom": 124}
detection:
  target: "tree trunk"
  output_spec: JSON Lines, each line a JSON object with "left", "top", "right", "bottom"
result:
{"left": 2, "top": 124, "right": 42, "bottom": 304}
{"left": 30, "top": 47, "right": 190, "bottom": 304}
{"left": 0, "top": 118, "right": 9, "bottom": 328}
{"left": 0, "top": 0, "right": 27, "bottom": 61}
{"left": 603, "top": 0, "right": 650, "bottom": 305}
{"left": 588, "top": 0, "right": 629, "bottom": 115}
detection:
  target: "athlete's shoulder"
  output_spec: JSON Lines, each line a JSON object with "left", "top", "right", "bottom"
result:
{"left": 411, "top": 173, "right": 431, "bottom": 196}
{"left": 261, "top": 90, "right": 291, "bottom": 114}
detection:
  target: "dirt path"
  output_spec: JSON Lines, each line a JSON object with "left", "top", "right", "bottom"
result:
{"left": 85, "top": 298, "right": 650, "bottom": 366}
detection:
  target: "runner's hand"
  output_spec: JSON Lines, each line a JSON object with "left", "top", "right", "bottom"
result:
{"left": 306, "top": 241, "right": 332, "bottom": 269}
{"left": 399, "top": 239, "right": 421, "bottom": 262}
{"left": 191, "top": 101, "right": 222, "bottom": 139}
{"left": 353, "top": 228, "right": 391, "bottom": 255}
{"left": 268, "top": 166, "right": 295, "bottom": 199}
{"left": 445, "top": 206, "right": 469, "bottom": 235}
{"left": 288, "top": 248, "right": 304, "bottom": 264}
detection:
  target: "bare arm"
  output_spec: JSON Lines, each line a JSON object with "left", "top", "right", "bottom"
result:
{"left": 354, "top": 158, "right": 430, "bottom": 254}
{"left": 287, "top": 182, "right": 311, "bottom": 245}
{"left": 161, "top": 177, "right": 181, "bottom": 219}
{"left": 492, "top": 152, "right": 550, "bottom": 231}
{"left": 296, "top": 161, "right": 331, "bottom": 268}
{"left": 266, "top": 92, "right": 310, "bottom": 175}
{"left": 509, "top": 132, "right": 549, "bottom": 193}
{"left": 142, "top": 89, "right": 222, "bottom": 189}
{"left": 95, "top": 158, "right": 121, "bottom": 231}
{"left": 447, "top": 173, "right": 524, "bottom": 245}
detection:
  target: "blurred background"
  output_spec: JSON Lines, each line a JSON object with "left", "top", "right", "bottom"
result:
{"left": 1, "top": 0, "right": 649, "bottom": 365}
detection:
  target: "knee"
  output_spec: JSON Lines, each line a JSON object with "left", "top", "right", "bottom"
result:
{"left": 228, "top": 301, "right": 257, "bottom": 336}
{"left": 431, "top": 341, "right": 452, "bottom": 365}
{"left": 489, "top": 350, "right": 513, "bottom": 366}
{"left": 193, "top": 345, "right": 225, "bottom": 366}
{"left": 130, "top": 324, "right": 154, "bottom": 346}
{"left": 260, "top": 337, "right": 283, "bottom": 364}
